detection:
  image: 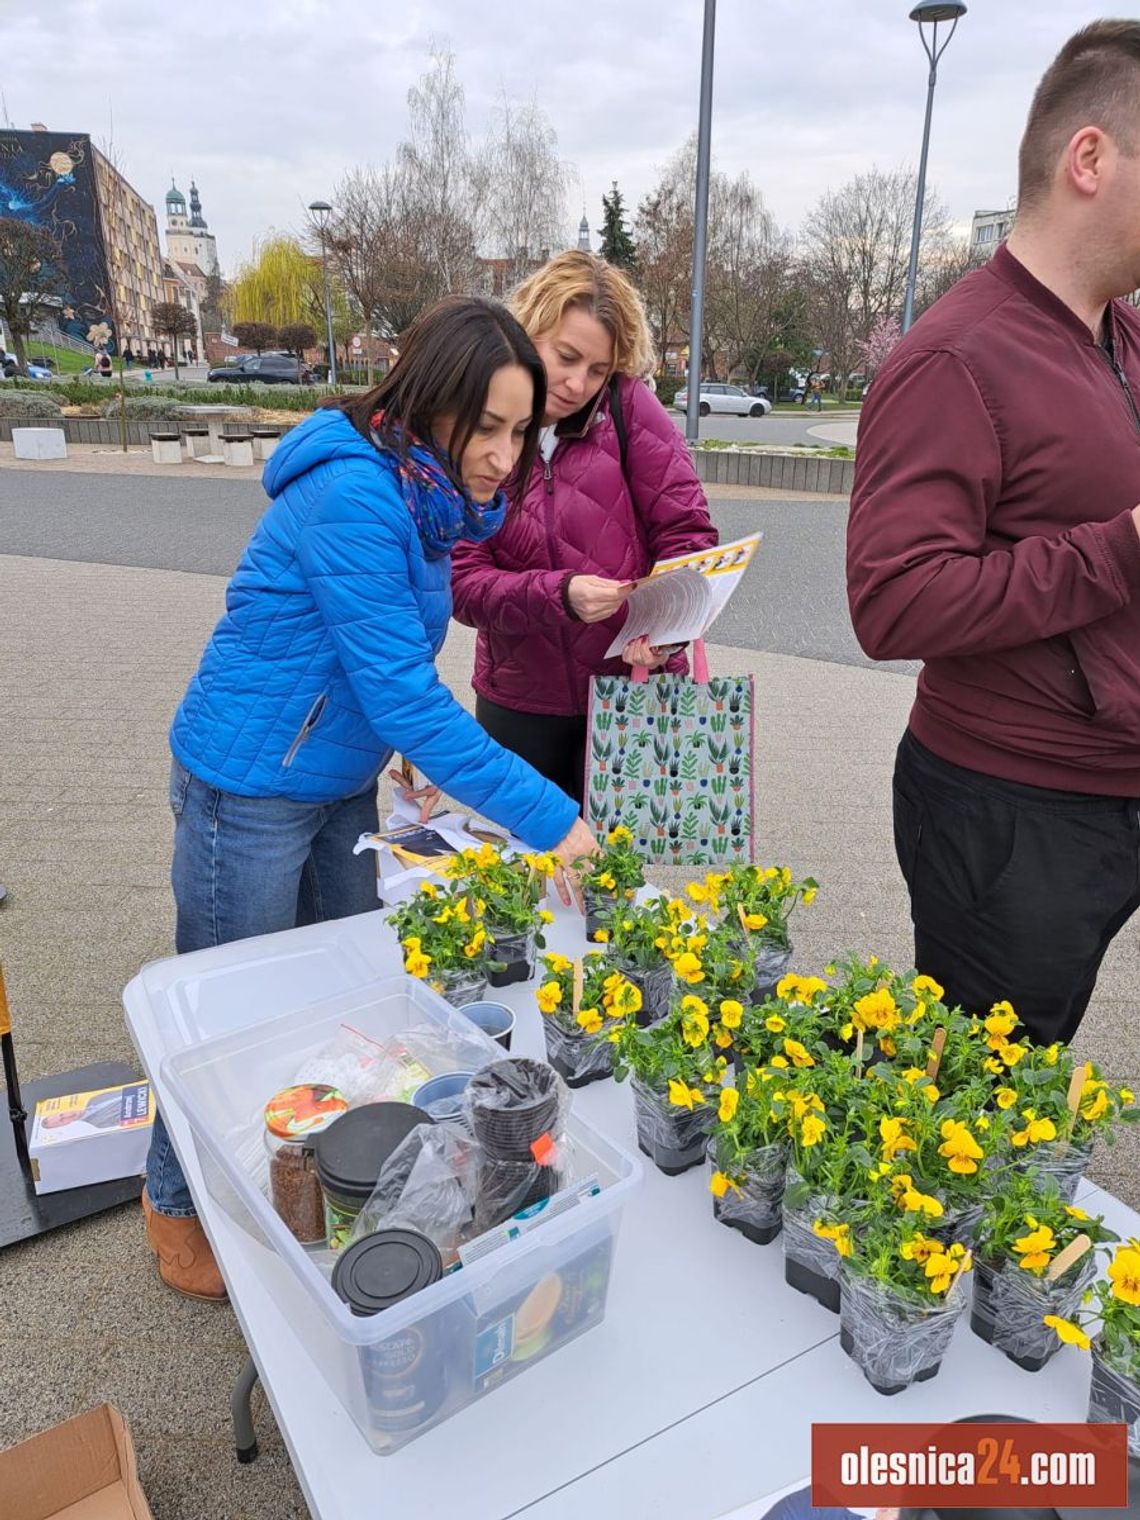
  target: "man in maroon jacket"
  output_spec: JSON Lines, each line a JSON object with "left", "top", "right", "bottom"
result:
{"left": 848, "top": 20, "right": 1140, "bottom": 1046}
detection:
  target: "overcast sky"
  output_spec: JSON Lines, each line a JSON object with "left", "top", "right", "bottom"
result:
{"left": 2, "top": 1, "right": 1108, "bottom": 276}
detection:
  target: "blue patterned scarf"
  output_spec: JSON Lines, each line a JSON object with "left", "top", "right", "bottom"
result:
{"left": 370, "top": 411, "right": 506, "bottom": 560}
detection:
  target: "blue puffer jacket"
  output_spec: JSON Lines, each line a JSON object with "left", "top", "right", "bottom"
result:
{"left": 169, "top": 408, "right": 580, "bottom": 850}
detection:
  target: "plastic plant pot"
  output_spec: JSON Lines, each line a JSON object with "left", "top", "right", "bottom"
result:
{"left": 970, "top": 1252, "right": 1097, "bottom": 1373}
{"left": 412, "top": 1071, "right": 476, "bottom": 1123}
{"left": 459, "top": 1000, "right": 515, "bottom": 1051}
{"left": 631, "top": 1077, "right": 712, "bottom": 1177}
{"left": 542, "top": 1018, "right": 614, "bottom": 1090}
{"left": 707, "top": 1136, "right": 787, "bottom": 1246}
{"left": 487, "top": 927, "right": 537, "bottom": 989}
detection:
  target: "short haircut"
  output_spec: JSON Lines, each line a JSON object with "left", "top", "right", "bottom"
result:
{"left": 511, "top": 250, "right": 655, "bottom": 379}
{"left": 1019, "top": 20, "right": 1140, "bottom": 210}
{"left": 330, "top": 296, "right": 545, "bottom": 503}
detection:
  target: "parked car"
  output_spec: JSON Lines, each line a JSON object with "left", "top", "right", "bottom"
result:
{"left": 25, "top": 361, "right": 54, "bottom": 380}
{"left": 673, "top": 383, "right": 772, "bottom": 418}
{"left": 207, "top": 352, "right": 315, "bottom": 385}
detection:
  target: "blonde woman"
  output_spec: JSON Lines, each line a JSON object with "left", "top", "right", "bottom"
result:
{"left": 451, "top": 251, "right": 718, "bottom": 802}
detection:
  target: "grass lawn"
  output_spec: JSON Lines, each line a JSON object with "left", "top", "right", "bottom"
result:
{"left": 771, "top": 398, "right": 861, "bottom": 413}
{"left": 25, "top": 347, "right": 94, "bottom": 375}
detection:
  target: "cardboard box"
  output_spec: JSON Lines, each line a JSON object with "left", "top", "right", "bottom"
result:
{"left": 29, "top": 1080, "right": 154, "bottom": 1195}
{"left": 0, "top": 1403, "right": 154, "bottom": 1519}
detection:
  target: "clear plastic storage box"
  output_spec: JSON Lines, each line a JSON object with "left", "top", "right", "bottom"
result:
{"left": 161, "top": 975, "right": 641, "bottom": 1453}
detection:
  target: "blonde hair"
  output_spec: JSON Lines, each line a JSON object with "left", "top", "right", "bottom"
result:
{"left": 510, "top": 250, "right": 655, "bottom": 379}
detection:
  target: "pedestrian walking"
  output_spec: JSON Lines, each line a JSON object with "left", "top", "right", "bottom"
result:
{"left": 141, "top": 295, "right": 596, "bottom": 1299}
{"left": 847, "top": 20, "right": 1140, "bottom": 1047}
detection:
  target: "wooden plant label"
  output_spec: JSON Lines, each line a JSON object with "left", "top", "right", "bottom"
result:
{"left": 926, "top": 1028, "right": 947, "bottom": 1081}
{"left": 0, "top": 964, "right": 10, "bottom": 1038}
{"left": 1067, "top": 1063, "right": 1089, "bottom": 1116}
{"left": 1047, "top": 1233, "right": 1092, "bottom": 1283}
{"left": 855, "top": 1028, "right": 865, "bottom": 1075}
{"left": 736, "top": 904, "right": 750, "bottom": 932}
{"left": 572, "top": 959, "right": 584, "bottom": 1014}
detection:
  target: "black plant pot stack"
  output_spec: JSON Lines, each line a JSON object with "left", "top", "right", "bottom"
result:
{"left": 468, "top": 1058, "right": 563, "bottom": 1232}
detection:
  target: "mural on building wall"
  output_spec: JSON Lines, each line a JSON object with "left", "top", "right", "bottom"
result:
{"left": 0, "top": 130, "right": 113, "bottom": 342}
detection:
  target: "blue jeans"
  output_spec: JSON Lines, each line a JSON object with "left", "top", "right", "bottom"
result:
{"left": 146, "top": 758, "right": 381, "bottom": 1216}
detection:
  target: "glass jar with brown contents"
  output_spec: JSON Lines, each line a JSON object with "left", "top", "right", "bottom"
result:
{"left": 264, "top": 1083, "right": 349, "bottom": 1245}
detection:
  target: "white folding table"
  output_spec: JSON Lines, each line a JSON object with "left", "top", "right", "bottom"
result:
{"left": 123, "top": 902, "right": 1130, "bottom": 1519}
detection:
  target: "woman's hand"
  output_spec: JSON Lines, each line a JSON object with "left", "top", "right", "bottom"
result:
{"left": 386, "top": 767, "right": 441, "bottom": 824}
{"left": 621, "top": 637, "right": 671, "bottom": 670}
{"left": 567, "top": 575, "right": 635, "bottom": 624}
{"left": 549, "top": 816, "right": 600, "bottom": 911}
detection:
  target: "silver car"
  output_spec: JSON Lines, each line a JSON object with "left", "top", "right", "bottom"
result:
{"left": 674, "top": 383, "right": 772, "bottom": 418}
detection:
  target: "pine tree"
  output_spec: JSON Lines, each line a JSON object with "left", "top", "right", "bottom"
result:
{"left": 599, "top": 182, "right": 637, "bottom": 272}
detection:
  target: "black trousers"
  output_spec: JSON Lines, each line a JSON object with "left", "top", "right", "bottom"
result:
{"left": 893, "top": 729, "right": 1140, "bottom": 1046}
{"left": 475, "top": 695, "right": 588, "bottom": 805}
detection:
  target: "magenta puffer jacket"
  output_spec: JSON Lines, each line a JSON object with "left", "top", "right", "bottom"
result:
{"left": 451, "top": 376, "right": 718, "bottom": 716}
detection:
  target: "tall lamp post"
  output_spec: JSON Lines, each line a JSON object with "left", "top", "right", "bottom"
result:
{"left": 685, "top": 0, "right": 717, "bottom": 444}
{"left": 901, "top": 2, "right": 967, "bottom": 334}
{"left": 308, "top": 199, "right": 338, "bottom": 387}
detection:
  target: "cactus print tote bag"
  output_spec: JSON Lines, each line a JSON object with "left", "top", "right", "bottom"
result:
{"left": 583, "top": 642, "right": 754, "bottom": 865}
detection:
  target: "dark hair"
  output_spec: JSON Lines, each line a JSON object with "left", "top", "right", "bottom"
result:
{"left": 1018, "top": 20, "right": 1140, "bottom": 210}
{"left": 330, "top": 296, "right": 546, "bottom": 500}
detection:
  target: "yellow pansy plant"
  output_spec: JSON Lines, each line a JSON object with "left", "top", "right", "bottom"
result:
{"left": 1045, "top": 1238, "right": 1140, "bottom": 1376}
{"left": 443, "top": 843, "right": 553, "bottom": 946}
{"left": 977, "top": 1172, "right": 1116, "bottom": 1283}
{"left": 534, "top": 951, "right": 641, "bottom": 1040}
{"left": 720, "top": 863, "right": 820, "bottom": 951}
{"left": 576, "top": 824, "right": 646, "bottom": 902}
{"left": 986, "top": 1041, "right": 1139, "bottom": 1156}
{"left": 388, "top": 884, "right": 495, "bottom": 987}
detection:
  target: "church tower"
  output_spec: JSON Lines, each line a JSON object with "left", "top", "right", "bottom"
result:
{"left": 165, "top": 176, "right": 219, "bottom": 278}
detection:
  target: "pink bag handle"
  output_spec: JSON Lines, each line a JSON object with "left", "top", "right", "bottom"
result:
{"left": 691, "top": 638, "right": 709, "bottom": 684}
{"left": 632, "top": 638, "right": 708, "bottom": 685}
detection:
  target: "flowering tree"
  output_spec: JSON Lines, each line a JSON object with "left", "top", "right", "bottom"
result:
{"left": 858, "top": 313, "right": 902, "bottom": 377}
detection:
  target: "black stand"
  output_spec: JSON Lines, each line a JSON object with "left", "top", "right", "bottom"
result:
{"left": 0, "top": 1057, "right": 144, "bottom": 1250}
{"left": 231, "top": 1354, "right": 260, "bottom": 1463}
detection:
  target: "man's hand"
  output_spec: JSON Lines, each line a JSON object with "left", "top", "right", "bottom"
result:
{"left": 1132, "top": 504, "right": 1140, "bottom": 541}
{"left": 567, "top": 575, "right": 635, "bottom": 624}
{"left": 621, "top": 636, "right": 671, "bottom": 670}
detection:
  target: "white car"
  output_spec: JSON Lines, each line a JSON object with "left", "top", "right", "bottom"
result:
{"left": 674, "top": 383, "right": 772, "bottom": 418}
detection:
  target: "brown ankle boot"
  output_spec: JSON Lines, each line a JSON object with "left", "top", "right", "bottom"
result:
{"left": 142, "top": 1189, "right": 228, "bottom": 1301}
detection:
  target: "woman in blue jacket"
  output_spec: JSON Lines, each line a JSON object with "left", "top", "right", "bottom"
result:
{"left": 143, "top": 297, "right": 596, "bottom": 1298}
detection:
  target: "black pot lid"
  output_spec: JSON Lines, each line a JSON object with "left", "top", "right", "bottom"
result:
{"left": 332, "top": 1229, "right": 443, "bottom": 1317}
{"left": 313, "top": 1102, "right": 433, "bottom": 1197}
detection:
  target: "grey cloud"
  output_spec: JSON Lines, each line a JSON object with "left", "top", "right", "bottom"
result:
{"left": 5, "top": 0, "right": 1097, "bottom": 271}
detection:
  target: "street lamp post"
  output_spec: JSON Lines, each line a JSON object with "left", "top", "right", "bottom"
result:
{"left": 308, "top": 199, "right": 337, "bottom": 387}
{"left": 901, "top": 2, "right": 967, "bottom": 334}
{"left": 685, "top": 0, "right": 717, "bottom": 444}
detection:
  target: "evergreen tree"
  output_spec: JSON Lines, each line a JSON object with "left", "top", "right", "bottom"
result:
{"left": 599, "top": 182, "right": 637, "bottom": 272}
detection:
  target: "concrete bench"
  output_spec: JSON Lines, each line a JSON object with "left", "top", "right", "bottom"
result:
{"left": 12, "top": 427, "right": 67, "bottom": 461}
{"left": 179, "top": 424, "right": 211, "bottom": 459}
{"left": 149, "top": 429, "right": 182, "bottom": 465}
{"left": 221, "top": 433, "right": 254, "bottom": 468}
{"left": 249, "top": 425, "right": 283, "bottom": 462}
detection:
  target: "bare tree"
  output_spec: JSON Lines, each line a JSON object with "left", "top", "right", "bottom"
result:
{"left": 324, "top": 168, "right": 391, "bottom": 384}
{"left": 915, "top": 236, "right": 989, "bottom": 315}
{"left": 705, "top": 170, "right": 787, "bottom": 381}
{"left": 634, "top": 141, "right": 695, "bottom": 374}
{"left": 481, "top": 93, "right": 567, "bottom": 280}
{"left": 802, "top": 166, "right": 949, "bottom": 396}
{"left": 0, "top": 217, "right": 61, "bottom": 370}
{"left": 151, "top": 301, "right": 198, "bottom": 379}
{"left": 397, "top": 45, "right": 481, "bottom": 298}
